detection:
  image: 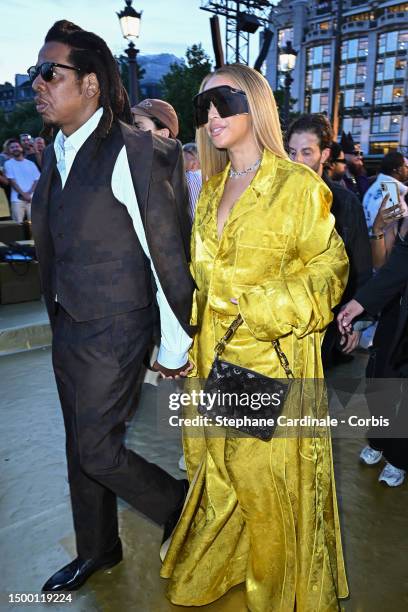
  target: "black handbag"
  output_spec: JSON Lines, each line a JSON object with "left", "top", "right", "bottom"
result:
{"left": 198, "top": 314, "right": 294, "bottom": 441}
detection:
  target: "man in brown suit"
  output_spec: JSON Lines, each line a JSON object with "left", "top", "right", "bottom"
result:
{"left": 29, "top": 20, "right": 194, "bottom": 591}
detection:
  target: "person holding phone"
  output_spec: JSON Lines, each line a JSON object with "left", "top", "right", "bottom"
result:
{"left": 363, "top": 152, "right": 408, "bottom": 235}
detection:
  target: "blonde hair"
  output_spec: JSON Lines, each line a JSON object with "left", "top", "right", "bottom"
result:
{"left": 196, "top": 64, "right": 288, "bottom": 181}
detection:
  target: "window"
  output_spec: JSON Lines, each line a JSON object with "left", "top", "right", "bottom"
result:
{"left": 305, "top": 44, "right": 331, "bottom": 112}
{"left": 311, "top": 93, "right": 320, "bottom": 113}
{"left": 346, "top": 63, "right": 356, "bottom": 84}
{"left": 340, "top": 65, "right": 346, "bottom": 86}
{"left": 382, "top": 84, "right": 393, "bottom": 103}
{"left": 384, "top": 57, "right": 395, "bottom": 80}
{"left": 310, "top": 93, "right": 329, "bottom": 113}
{"left": 369, "top": 141, "right": 399, "bottom": 154}
{"left": 398, "top": 31, "right": 408, "bottom": 51}
{"left": 356, "top": 63, "right": 367, "bottom": 83}
{"left": 393, "top": 86, "right": 404, "bottom": 100}
{"left": 395, "top": 58, "right": 407, "bottom": 78}
{"left": 312, "top": 69, "right": 322, "bottom": 89}
{"left": 387, "top": 31, "right": 399, "bottom": 52}
{"left": 278, "top": 28, "right": 294, "bottom": 48}
{"left": 391, "top": 115, "right": 402, "bottom": 133}
{"left": 342, "top": 117, "right": 362, "bottom": 136}
{"left": 345, "top": 89, "right": 354, "bottom": 107}
{"left": 322, "top": 69, "right": 330, "bottom": 88}
{"left": 372, "top": 114, "right": 402, "bottom": 133}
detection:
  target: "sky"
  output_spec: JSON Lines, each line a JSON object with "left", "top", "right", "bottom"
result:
{"left": 0, "top": 0, "right": 262, "bottom": 84}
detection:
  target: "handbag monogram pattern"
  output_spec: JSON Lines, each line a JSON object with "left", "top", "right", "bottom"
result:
{"left": 198, "top": 314, "right": 294, "bottom": 441}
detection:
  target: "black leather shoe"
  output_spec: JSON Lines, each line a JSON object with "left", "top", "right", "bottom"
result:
{"left": 42, "top": 539, "right": 123, "bottom": 592}
{"left": 162, "top": 479, "right": 189, "bottom": 545}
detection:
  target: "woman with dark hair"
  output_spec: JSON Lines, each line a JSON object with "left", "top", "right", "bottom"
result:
{"left": 161, "top": 64, "right": 349, "bottom": 611}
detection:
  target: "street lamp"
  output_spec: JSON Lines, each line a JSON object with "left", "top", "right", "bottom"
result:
{"left": 117, "top": 0, "right": 142, "bottom": 106}
{"left": 278, "top": 41, "right": 297, "bottom": 132}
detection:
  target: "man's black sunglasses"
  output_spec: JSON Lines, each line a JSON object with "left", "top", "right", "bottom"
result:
{"left": 27, "top": 62, "right": 82, "bottom": 83}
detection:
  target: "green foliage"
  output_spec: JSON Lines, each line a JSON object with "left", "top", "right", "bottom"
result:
{"left": 273, "top": 88, "right": 300, "bottom": 128}
{"left": 160, "top": 44, "right": 212, "bottom": 143}
{"left": 0, "top": 102, "right": 43, "bottom": 145}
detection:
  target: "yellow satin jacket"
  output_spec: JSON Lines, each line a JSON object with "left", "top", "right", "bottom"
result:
{"left": 190, "top": 147, "right": 349, "bottom": 380}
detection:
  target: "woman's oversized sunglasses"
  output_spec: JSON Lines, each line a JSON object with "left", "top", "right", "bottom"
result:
{"left": 193, "top": 85, "right": 249, "bottom": 128}
{"left": 27, "top": 62, "right": 82, "bottom": 83}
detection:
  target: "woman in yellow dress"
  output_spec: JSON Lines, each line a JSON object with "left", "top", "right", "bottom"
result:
{"left": 161, "top": 64, "right": 349, "bottom": 611}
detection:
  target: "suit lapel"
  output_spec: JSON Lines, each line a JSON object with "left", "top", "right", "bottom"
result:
{"left": 33, "top": 144, "right": 57, "bottom": 211}
{"left": 119, "top": 122, "right": 153, "bottom": 225}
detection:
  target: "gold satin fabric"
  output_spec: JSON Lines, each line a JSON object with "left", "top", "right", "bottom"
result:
{"left": 160, "top": 150, "right": 350, "bottom": 611}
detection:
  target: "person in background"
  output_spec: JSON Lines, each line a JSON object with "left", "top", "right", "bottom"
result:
{"left": 0, "top": 155, "right": 9, "bottom": 218}
{"left": 341, "top": 131, "right": 370, "bottom": 201}
{"left": 363, "top": 151, "right": 408, "bottom": 235}
{"left": 326, "top": 141, "right": 347, "bottom": 187}
{"left": 338, "top": 219, "right": 408, "bottom": 487}
{"left": 0, "top": 139, "right": 13, "bottom": 209}
{"left": 4, "top": 138, "right": 40, "bottom": 222}
{"left": 27, "top": 136, "right": 46, "bottom": 170}
{"left": 131, "top": 98, "right": 179, "bottom": 139}
{"left": 287, "top": 113, "right": 372, "bottom": 367}
{"left": 19, "top": 133, "right": 35, "bottom": 156}
{"left": 182, "top": 142, "right": 202, "bottom": 220}
{"left": 0, "top": 138, "right": 12, "bottom": 166}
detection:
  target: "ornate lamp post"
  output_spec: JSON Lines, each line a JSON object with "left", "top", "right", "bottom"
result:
{"left": 278, "top": 41, "right": 297, "bottom": 133}
{"left": 117, "top": 0, "right": 142, "bottom": 105}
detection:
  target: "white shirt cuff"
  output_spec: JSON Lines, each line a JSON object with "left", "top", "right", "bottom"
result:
{"left": 157, "top": 345, "right": 189, "bottom": 370}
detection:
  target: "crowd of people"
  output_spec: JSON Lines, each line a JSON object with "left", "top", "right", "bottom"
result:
{"left": 3, "top": 16, "right": 407, "bottom": 611}
{"left": 0, "top": 134, "right": 45, "bottom": 222}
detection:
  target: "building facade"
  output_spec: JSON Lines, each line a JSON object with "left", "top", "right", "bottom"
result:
{"left": 265, "top": 0, "right": 408, "bottom": 154}
{"left": 0, "top": 75, "right": 35, "bottom": 113}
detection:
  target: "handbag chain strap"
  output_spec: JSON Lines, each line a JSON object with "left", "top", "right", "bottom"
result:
{"left": 214, "top": 314, "right": 294, "bottom": 379}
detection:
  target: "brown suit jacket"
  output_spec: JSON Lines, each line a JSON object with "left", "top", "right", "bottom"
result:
{"left": 32, "top": 121, "right": 196, "bottom": 337}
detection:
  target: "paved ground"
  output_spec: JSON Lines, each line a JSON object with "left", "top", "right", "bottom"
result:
{"left": 0, "top": 300, "right": 50, "bottom": 356}
{"left": 0, "top": 347, "right": 407, "bottom": 612}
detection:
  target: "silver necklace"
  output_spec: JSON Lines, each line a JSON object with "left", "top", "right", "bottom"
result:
{"left": 229, "top": 158, "right": 261, "bottom": 179}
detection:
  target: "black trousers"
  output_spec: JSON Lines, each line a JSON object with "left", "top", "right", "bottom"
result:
{"left": 365, "top": 297, "right": 408, "bottom": 471}
{"left": 52, "top": 304, "right": 185, "bottom": 559}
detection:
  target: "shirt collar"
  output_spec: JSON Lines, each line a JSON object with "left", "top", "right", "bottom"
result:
{"left": 54, "top": 107, "right": 103, "bottom": 162}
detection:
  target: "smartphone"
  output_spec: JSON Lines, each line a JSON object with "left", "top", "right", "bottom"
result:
{"left": 380, "top": 181, "right": 399, "bottom": 209}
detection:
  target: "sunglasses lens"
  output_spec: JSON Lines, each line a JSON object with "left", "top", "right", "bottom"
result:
{"left": 28, "top": 63, "right": 55, "bottom": 82}
{"left": 41, "top": 63, "right": 55, "bottom": 82}
{"left": 28, "top": 66, "right": 38, "bottom": 82}
{"left": 193, "top": 86, "right": 249, "bottom": 127}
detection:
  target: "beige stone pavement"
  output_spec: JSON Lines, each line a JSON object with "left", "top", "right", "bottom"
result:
{"left": 0, "top": 348, "right": 407, "bottom": 611}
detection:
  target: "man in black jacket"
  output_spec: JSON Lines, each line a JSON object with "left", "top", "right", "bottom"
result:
{"left": 338, "top": 226, "right": 408, "bottom": 486}
{"left": 287, "top": 114, "right": 372, "bottom": 367}
{"left": 30, "top": 20, "right": 194, "bottom": 591}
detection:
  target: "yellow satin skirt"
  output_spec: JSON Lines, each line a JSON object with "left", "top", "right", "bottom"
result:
{"left": 160, "top": 422, "right": 349, "bottom": 612}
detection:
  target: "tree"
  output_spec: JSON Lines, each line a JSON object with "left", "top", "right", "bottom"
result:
{"left": 0, "top": 102, "right": 43, "bottom": 145}
{"left": 273, "top": 88, "right": 299, "bottom": 134}
{"left": 160, "top": 44, "right": 212, "bottom": 143}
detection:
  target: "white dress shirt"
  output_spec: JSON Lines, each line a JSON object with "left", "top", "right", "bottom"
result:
{"left": 53, "top": 108, "right": 192, "bottom": 368}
